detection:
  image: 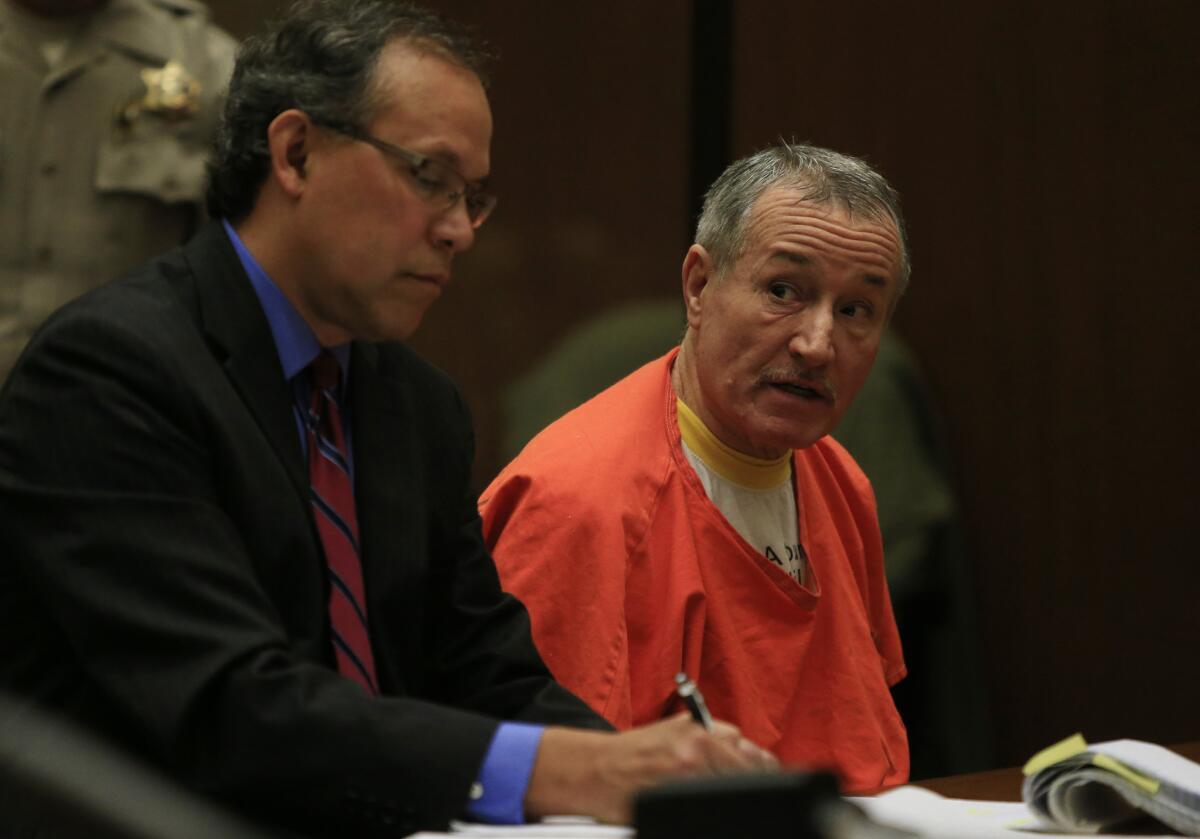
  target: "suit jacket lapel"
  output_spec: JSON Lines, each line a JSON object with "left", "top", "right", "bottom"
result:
{"left": 183, "top": 224, "right": 308, "bottom": 498}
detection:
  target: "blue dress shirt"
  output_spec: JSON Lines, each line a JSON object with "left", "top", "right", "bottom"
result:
{"left": 222, "top": 220, "right": 542, "bottom": 824}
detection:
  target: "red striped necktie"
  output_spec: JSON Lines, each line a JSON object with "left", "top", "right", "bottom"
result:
{"left": 304, "top": 351, "right": 379, "bottom": 694}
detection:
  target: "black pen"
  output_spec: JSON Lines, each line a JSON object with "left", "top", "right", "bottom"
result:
{"left": 674, "top": 672, "right": 714, "bottom": 731}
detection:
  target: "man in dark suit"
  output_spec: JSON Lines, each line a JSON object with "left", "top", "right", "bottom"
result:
{"left": 0, "top": 1, "right": 773, "bottom": 835}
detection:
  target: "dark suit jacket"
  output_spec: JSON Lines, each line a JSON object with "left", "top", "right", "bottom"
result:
{"left": 0, "top": 224, "right": 606, "bottom": 837}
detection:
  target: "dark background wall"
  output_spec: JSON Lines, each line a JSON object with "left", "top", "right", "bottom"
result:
{"left": 207, "top": 0, "right": 1200, "bottom": 771}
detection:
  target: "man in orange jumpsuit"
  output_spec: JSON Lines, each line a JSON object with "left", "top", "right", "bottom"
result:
{"left": 480, "top": 143, "right": 911, "bottom": 793}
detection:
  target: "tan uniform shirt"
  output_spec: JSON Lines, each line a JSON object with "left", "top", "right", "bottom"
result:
{"left": 0, "top": 0, "right": 235, "bottom": 379}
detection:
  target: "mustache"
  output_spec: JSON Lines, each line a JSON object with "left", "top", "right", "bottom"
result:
{"left": 758, "top": 367, "right": 837, "bottom": 401}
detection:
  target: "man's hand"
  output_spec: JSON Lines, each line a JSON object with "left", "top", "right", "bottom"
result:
{"left": 524, "top": 713, "right": 778, "bottom": 824}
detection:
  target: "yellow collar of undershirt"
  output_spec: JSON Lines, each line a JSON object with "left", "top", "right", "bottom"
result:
{"left": 676, "top": 398, "right": 792, "bottom": 490}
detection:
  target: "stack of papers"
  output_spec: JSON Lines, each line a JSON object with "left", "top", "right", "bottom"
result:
{"left": 854, "top": 786, "right": 1184, "bottom": 837}
{"left": 1022, "top": 734, "right": 1200, "bottom": 834}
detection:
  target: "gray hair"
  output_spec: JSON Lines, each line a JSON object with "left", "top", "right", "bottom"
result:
{"left": 205, "top": 0, "right": 491, "bottom": 222}
{"left": 695, "top": 142, "right": 911, "bottom": 291}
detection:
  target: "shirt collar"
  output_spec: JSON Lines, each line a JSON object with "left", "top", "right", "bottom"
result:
{"left": 222, "top": 219, "right": 350, "bottom": 383}
{"left": 676, "top": 397, "right": 792, "bottom": 490}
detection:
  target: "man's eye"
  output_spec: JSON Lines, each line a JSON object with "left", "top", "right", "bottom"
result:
{"left": 841, "top": 302, "right": 874, "bottom": 318}
{"left": 414, "top": 172, "right": 448, "bottom": 192}
{"left": 411, "top": 162, "right": 450, "bottom": 192}
{"left": 768, "top": 283, "right": 798, "bottom": 301}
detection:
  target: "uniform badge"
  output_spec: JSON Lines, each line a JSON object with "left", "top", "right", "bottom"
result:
{"left": 119, "top": 60, "right": 202, "bottom": 125}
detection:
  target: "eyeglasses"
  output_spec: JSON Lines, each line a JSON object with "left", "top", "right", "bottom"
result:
{"left": 315, "top": 119, "right": 497, "bottom": 228}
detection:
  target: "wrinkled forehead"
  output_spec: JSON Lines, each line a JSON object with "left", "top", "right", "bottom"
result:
{"left": 740, "top": 187, "right": 904, "bottom": 279}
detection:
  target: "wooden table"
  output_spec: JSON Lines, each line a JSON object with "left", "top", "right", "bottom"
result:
{"left": 915, "top": 741, "right": 1200, "bottom": 802}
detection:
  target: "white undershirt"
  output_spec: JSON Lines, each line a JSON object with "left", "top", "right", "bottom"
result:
{"left": 677, "top": 399, "right": 808, "bottom": 584}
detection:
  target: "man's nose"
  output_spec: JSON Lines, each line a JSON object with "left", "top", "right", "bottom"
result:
{"left": 431, "top": 200, "right": 476, "bottom": 254}
{"left": 788, "top": 306, "right": 835, "bottom": 367}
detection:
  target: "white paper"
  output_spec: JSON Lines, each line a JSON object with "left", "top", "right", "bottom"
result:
{"left": 409, "top": 784, "right": 1190, "bottom": 839}
{"left": 1090, "top": 740, "right": 1200, "bottom": 793}
{"left": 408, "top": 816, "right": 632, "bottom": 838}
{"left": 852, "top": 786, "right": 1180, "bottom": 838}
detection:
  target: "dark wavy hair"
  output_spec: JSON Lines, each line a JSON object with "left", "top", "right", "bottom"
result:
{"left": 205, "top": 0, "right": 491, "bottom": 222}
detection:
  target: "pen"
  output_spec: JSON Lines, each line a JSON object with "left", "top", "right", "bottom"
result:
{"left": 674, "top": 672, "right": 714, "bottom": 731}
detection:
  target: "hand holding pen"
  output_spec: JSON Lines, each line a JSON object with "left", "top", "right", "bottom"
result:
{"left": 675, "top": 672, "right": 715, "bottom": 730}
{"left": 526, "top": 675, "right": 778, "bottom": 824}
{"left": 674, "top": 672, "right": 778, "bottom": 769}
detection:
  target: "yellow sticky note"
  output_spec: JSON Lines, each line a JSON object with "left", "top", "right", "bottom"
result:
{"left": 1092, "top": 754, "right": 1161, "bottom": 795}
{"left": 1024, "top": 733, "right": 1089, "bottom": 776}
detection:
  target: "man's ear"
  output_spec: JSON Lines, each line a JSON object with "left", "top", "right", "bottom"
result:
{"left": 681, "top": 244, "right": 715, "bottom": 329}
{"left": 265, "top": 109, "right": 314, "bottom": 199}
